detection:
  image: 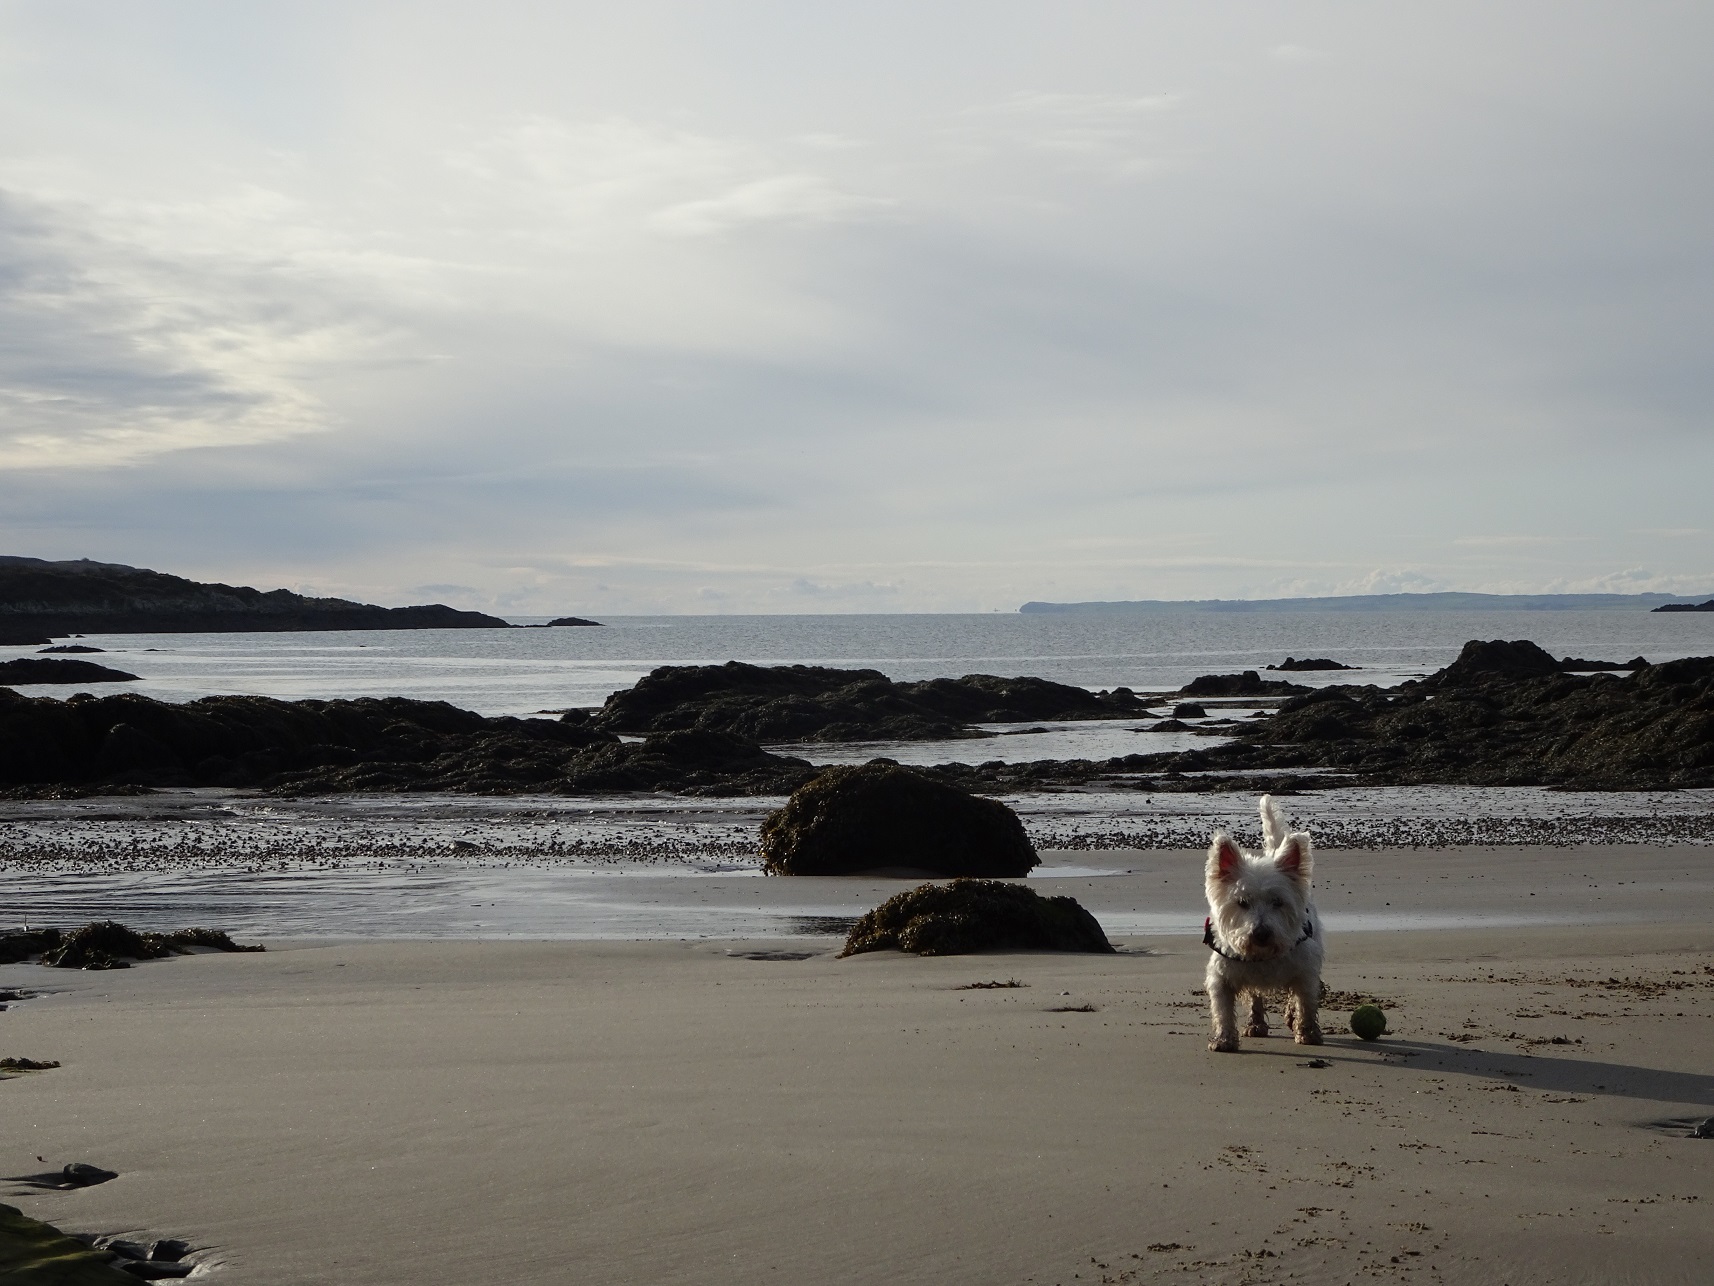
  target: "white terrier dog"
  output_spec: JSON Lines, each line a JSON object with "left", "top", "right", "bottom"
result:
{"left": 1203, "top": 796, "right": 1323, "bottom": 1052}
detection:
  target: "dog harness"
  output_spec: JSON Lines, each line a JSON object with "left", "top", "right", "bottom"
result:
{"left": 1203, "top": 916, "right": 1314, "bottom": 961}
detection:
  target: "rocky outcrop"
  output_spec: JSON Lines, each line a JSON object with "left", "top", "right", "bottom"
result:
{"left": 1266, "top": 657, "right": 1356, "bottom": 671}
{"left": 595, "top": 661, "right": 1150, "bottom": 743}
{"left": 0, "top": 658, "right": 139, "bottom": 685}
{"left": 544, "top": 616, "right": 603, "bottom": 627}
{"left": 1163, "top": 639, "right": 1714, "bottom": 790}
{"left": 0, "top": 556, "right": 513, "bottom": 634}
{"left": 0, "top": 688, "right": 809, "bottom": 796}
{"left": 840, "top": 880, "right": 1114, "bottom": 956}
{"left": 1180, "top": 671, "right": 1310, "bottom": 697}
{"left": 1654, "top": 599, "right": 1714, "bottom": 612}
{"left": 760, "top": 762, "right": 1038, "bottom": 876}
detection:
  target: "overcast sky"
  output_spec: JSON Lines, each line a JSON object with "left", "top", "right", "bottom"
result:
{"left": 2, "top": 2, "right": 1710, "bottom": 613}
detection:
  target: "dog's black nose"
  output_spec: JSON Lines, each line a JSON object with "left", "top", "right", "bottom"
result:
{"left": 1251, "top": 925, "right": 1273, "bottom": 945}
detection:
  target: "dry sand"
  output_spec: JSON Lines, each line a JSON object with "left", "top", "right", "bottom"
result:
{"left": 3, "top": 848, "right": 1713, "bottom": 1285}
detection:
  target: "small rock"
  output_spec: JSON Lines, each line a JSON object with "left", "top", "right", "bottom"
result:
{"left": 1692, "top": 1117, "right": 1714, "bottom": 1139}
{"left": 1172, "top": 703, "right": 1207, "bottom": 719}
{"left": 98, "top": 1238, "right": 148, "bottom": 1260}
{"left": 61, "top": 1162, "right": 118, "bottom": 1187}
{"left": 1299, "top": 1058, "right": 1332, "bottom": 1069}
{"left": 149, "top": 1239, "right": 192, "bottom": 1262}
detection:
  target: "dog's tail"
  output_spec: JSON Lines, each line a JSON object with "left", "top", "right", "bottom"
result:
{"left": 1259, "top": 795, "right": 1287, "bottom": 854}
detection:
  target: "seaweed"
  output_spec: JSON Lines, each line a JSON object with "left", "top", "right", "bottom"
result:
{"left": 840, "top": 879, "right": 1114, "bottom": 957}
{"left": 39, "top": 921, "right": 263, "bottom": 970}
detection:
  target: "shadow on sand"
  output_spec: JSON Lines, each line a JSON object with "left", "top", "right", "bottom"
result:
{"left": 1254, "top": 1035, "right": 1714, "bottom": 1111}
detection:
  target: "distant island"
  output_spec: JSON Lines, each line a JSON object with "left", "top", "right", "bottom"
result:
{"left": 0, "top": 556, "right": 600, "bottom": 641}
{"left": 1020, "top": 591, "right": 1714, "bottom": 614}
{"left": 1654, "top": 599, "right": 1714, "bottom": 613}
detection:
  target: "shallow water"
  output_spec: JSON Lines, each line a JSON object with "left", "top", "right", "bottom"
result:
{"left": 4, "top": 786, "right": 1711, "bottom": 941}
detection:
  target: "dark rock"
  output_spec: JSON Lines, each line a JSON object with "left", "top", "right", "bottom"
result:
{"left": 0, "top": 658, "right": 140, "bottom": 685}
{"left": 0, "top": 687, "right": 618, "bottom": 793}
{"left": 1434, "top": 638, "right": 1562, "bottom": 684}
{"left": 761, "top": 763, "right": 1038, "bottom": 877}
{"left": 594, "top": 661, "right": 1150, "bottom": 743}
{"left": 147, "top": 1241, "right": 191, "bottom": 1263}
{"left": 1266, "top": 657, "right": 1356, "bottom": 671}
{"left": 1149, "top": 719, "right": 1192, "bottom": 732}
{"left": 552, "top": 729, "right": 816, "bottom": 796}
{"left": 1653, "top": 599, "right": 1714, "bottom": 613}
{"left": 840, "top": 879, "right": 1113, "bottom": 956}
{"left": 1180, "top": 671, "right": 1309, "bottom": 697}
{"left": 116, "top": 1262, "right": 194, "bottom": 1280}
{"left": 1171, "top": 703, "right": 1207, "bottom": 718}
{"left": 96, "top": 1239, "right": 147, "bottom": 1261}
{"left": 1161, "top": 641, "right": 1714, "bottom": 790}
{"left": 544, "top": 616, "right": 603, "bottom": 627}
{"left": 38, "top": 644, "right": 106, "bottom": 653}
{"left": 0, "top": 1058, "right": 60, "bottom": 1071}
{"left": 1692, "top": 1117, "right": 1714, "bottom": 1138}
{"left": 61, "top": 1163, "right": 118, "bottom": 1187}
{"left": 41, "top": 921, "right": 263, "bottom": 969}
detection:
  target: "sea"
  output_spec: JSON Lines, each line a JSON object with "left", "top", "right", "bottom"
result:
{"left": 4, "top": 610, "right": 1713, "bottom": 941}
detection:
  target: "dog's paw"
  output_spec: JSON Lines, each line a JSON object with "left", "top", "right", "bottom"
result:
{"left": 1209, "top": 1034, "right": 1241, "bottom": 1053}
{"left": 1294, "top": 1027, "right": 1324, "bottom": 1046}
{"left": 1242, "top": 1022, "right": 1270, "bottom": 1038}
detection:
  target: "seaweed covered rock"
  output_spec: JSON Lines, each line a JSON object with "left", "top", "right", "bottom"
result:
{"left": 1266, "top": 657, "right": 1355, "bottom": 671}
{"left": 840, "top": 879, "right": 1114, "bottom": 956}
{"left": 760, "top": 762, "right": 1038, "bottom": 877}
{"left": 40, "top": 921, "right": 263, "bottom": 970}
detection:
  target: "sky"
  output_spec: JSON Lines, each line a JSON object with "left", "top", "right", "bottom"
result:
{"left": 1, "top": 1, "right": 1711, "bottom": 614}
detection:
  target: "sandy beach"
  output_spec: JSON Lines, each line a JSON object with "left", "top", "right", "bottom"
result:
{"left": 4, "top": 849, "right": 1713, "bottom": 1285}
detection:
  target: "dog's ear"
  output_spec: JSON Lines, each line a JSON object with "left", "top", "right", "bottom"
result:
{"left": 1207, "top": 832, "right": 1245, "bottom": 883}
{"left": 1259, "top": 795, "right": 1287, "bottom": 854}
{"left": 1273, "top": 832, "right": 1313, "bottom": 883}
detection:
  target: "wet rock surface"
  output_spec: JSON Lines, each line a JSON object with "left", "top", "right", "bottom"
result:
{"left": 0, "top": 658, "right": 140, "bottom": 685}
{"left": 1267, "top": 657, "right": 1356, "bottom": 671}
{"left": 840, "top": 879, "right": 1114, "bottom": 956}
{"left": 0, "top": 1201, "right": 201, "bottom": 1284}
{"left": 760, "top": 762, "right": 1038, "bottom": 877}
{"left": 594, "top": 661, "right": 1150, "bottom": 742}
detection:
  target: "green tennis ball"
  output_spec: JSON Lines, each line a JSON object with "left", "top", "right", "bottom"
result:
{"left": 1350, "top": 1005, "right": 1388, "bottom": 1041}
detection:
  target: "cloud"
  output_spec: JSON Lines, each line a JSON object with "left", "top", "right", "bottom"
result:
{"left": 0, "top": 188, "right": 355, "bottom": 468}
{"left": 951, "top": 90, "right": 1182, "bottom": 176}
{"left": 649, "top": 174, "right": 894, "bottom": 237}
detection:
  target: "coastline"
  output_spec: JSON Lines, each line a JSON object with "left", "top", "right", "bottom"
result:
{"left": 4, "top": 907, "right": 1711, "bottom": 1284}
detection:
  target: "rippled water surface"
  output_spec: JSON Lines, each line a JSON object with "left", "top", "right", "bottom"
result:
{"left": 8, "top": 609, "right": 1713, "bottom": 716}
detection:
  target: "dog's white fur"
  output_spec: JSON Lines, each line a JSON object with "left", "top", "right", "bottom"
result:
{"left": 1204, "top": 795, "right": 1323, "bottom": 1052}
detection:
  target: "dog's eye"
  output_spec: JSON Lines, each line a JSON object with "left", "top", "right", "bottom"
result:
{"left": 1273, "top": 897, "right": 1286, "bottom": 909}
{"left": 1236, "top": 898, "right": 1250, "bottom": 909}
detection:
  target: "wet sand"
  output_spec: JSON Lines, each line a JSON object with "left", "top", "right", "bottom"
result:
{"left": 3, "top": 854, "right": 1713, "bottom": 1284}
